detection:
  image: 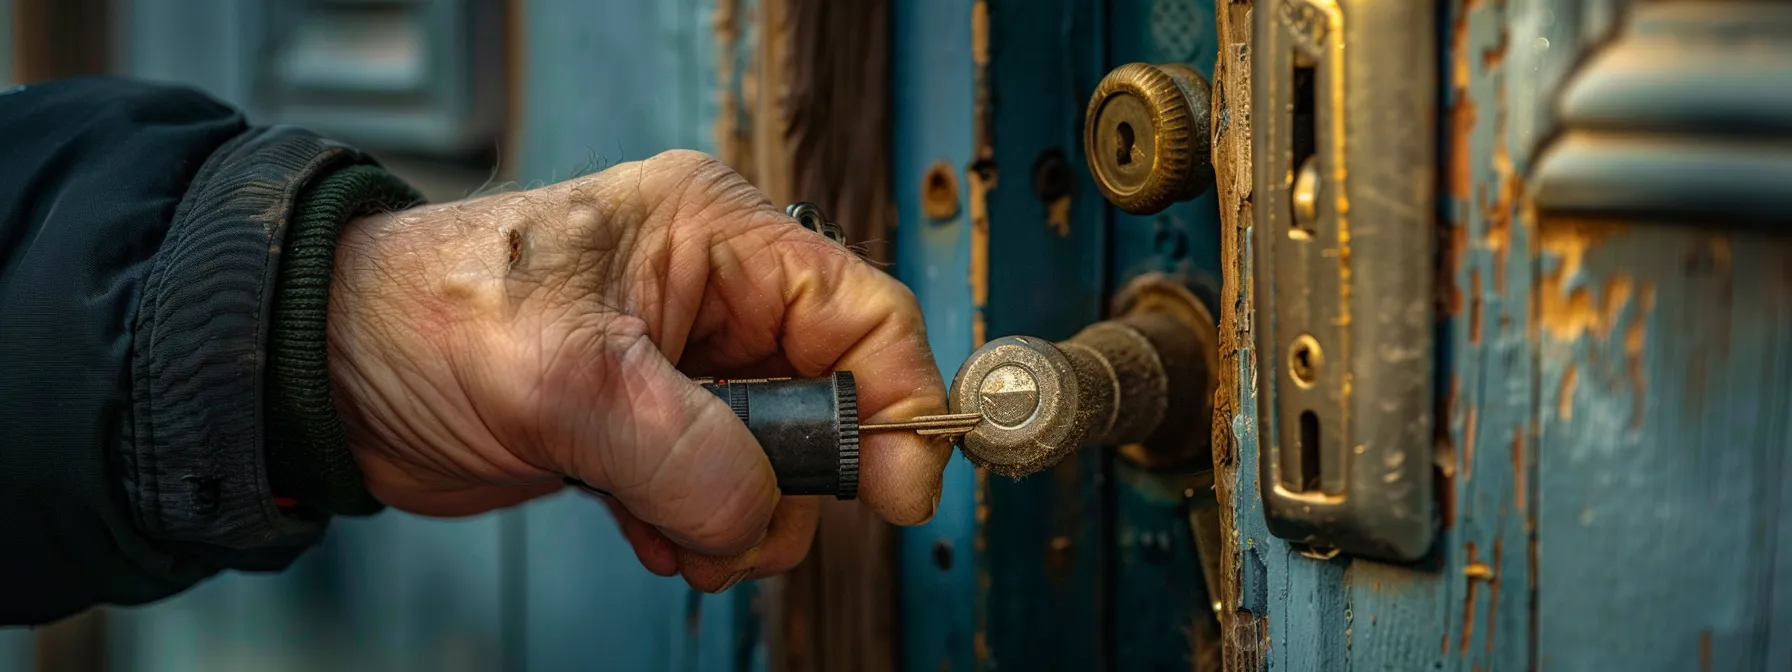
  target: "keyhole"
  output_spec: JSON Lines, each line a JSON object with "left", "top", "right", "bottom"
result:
{"left": 1115, "top": 122, "right": 1136, "bottom": 166}
{"left": 1288, "top": 334, "right": 1322, "bottom": 388}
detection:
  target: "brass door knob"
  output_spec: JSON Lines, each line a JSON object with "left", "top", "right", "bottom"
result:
{"left": 947, "top": 275, "right": 1218, "bottom": 477}
{"left": 1084, "top": 63, "right": 1215, "bottom": 215}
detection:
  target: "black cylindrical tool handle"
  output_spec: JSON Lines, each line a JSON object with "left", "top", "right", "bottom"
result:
{"left": 699, "top": 371, "right": 861, "bottom": 500}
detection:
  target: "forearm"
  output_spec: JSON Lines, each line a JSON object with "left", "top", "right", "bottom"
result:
{"left": 0, "top": 77, "right": 417, "bottom": 625}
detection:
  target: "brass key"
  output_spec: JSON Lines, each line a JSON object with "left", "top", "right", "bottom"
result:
{"left": 860, "top": 412, "right": 983, "bottom": 438}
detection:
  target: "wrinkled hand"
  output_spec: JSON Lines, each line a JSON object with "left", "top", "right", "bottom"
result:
{"left": 326, "top": 150, "right": 951, "bottom": 591}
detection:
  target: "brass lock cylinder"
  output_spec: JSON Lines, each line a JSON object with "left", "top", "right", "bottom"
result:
{"left": 948, "top": 275, "right": 1218, "bottom": 477}
{"left": 1084, "top": 63, "right": 1216, "bottom": 215}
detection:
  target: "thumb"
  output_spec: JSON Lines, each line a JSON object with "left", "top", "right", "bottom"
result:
{"left": 553, "top": 318, "right": 779, "bottom": 556}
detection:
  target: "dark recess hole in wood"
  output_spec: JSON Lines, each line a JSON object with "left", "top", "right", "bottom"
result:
{"left": 932, "top": 538, "right": 954, "bottom": 571}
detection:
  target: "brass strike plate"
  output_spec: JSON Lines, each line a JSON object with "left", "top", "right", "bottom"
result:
{"left": 1251, "top": 0, "right": 1438, "bottom": 563}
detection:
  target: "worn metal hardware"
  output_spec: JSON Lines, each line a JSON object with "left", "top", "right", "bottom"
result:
{"left": 786, "top": 202, "right": 848, "bottom": 245}
{"left": 1533, "top": 2, "right": 1792, "bottom": 229}
{"left": 1252, "top": 0, "right": 1438, "bottom": 562}
{"left": 1084, "top": 63, "right": 1215, "bottom": 215}
{"left": 947, "top": 273, "right": 1217, "bottom": 477}
{"left": 860, "top": 412, "right": 984, "bottom": 437}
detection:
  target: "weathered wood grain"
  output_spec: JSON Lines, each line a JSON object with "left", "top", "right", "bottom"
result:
{"left": 891, "top": 0, "right": 979, "bottom": 669}
{"left": 714, "top": 2, "right": 898, "bottom": 670}
{"left": 975, "top": 0, "right": 1110, "bottom": 669}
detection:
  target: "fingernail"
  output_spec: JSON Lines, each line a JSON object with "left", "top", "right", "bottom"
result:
{"left": 717, "top": 568, "right": 752, "bottom": 593}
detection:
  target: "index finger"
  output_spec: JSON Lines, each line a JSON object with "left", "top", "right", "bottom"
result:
{"left": 676, "top": 211, "right": 952, "bottom": 526}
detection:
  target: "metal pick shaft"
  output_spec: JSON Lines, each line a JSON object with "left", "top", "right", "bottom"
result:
{"left": 860, "top": 412, "right": 983, "bottom": 437}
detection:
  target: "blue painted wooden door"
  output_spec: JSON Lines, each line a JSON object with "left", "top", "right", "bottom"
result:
{"left": 893, "top": 0, "right": 1226, "bottom": 669}
{"left": 1212, "top": 1, "right": 1792, "bottom": 671}
{"left": 895, "top": 0, "right": 1792, "bottom": 670}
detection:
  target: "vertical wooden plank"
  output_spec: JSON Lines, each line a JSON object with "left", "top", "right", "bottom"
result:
{"left": 1206, "top": 3, "right": 1265, "bottom": 668}
{"left": 11, "top": 0, "right": 109, "bottom": 83}
{"left": 891, "top": 0, "right": 977, "bottom": 669}
{"left": 2, "top": 0, "right": 15, "bottom": 85}
{"left": 735, "top": 4, "right": 899, "bottom": 669}
{"left": 1103, "top": 1, "right": 1227, "bottom": 669}
{"left": 1536, "top": 222, "right": 1792, "bottom": 670}
{"left": 1099, "top": 0, "right": 1225, "bottom": 668}
{"left": 976, "top": 0, "right": 1110, "bottom": 669}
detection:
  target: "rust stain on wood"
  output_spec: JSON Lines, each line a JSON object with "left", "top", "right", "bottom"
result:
{"left": 1558, "top": 364, "right": 1577, "bottom": 420}
{"left": 967, "top": 0, "right": 993, "bottom": 348}
{"left": 1460, "top": 542, "right": 1480, "bottom": 655}
{"left": 1511, "top": 427, "right": 1526, "bottom": 519}
{"left": 1481, "top": 30, "right": 1509, "bottom": 72}
{"left": 1046, "top": 195, "right": 1072, "bottom": 238}
{"left": 1482, "top": 141, "right": 1517, "bottom": 295}
{"left": 1538, "top": 220, "right": 1625, "bottom": 340}
{"left": 1442, "top": 221, "right": 1468, "bottom": 317}
{"left": 1469, "top": 269, "right": 1484, "bottom": 345}
{"left": 1447, "top": 2, "right": 1476, "bottom": 203}
{"left": 1699, "top": 630, "right": 1712, "bottom": 671}
{"left": 1462, "top": 404, "right": 1478, "bottom": 485}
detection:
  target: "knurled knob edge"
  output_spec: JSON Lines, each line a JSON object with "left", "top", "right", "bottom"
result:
{"left": 834, "top": 371, "right": 861, "bottom": 500}
{"left": 1084, "top": 62, "right": 1203, "bottom": 215}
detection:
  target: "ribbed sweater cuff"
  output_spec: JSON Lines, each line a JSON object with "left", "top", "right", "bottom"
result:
{"left": 267, "top": 165, "right": 422, "bottom": 516}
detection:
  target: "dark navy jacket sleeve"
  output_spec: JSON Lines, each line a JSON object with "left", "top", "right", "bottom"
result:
{"left": 0, "top": 77, "right": 417, "bottom": 625}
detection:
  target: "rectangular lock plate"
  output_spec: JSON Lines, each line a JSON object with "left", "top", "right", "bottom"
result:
{"left": 1251, "top": 0, "right": 1437, "bottom": 562}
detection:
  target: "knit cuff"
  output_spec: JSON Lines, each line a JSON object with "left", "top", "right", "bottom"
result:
{"left": 267, "top": 165, "right": 423, "bottom": 516}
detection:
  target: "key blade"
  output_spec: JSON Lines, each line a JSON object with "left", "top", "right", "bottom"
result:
{"left": 861, "top": 412, "right": 983, "bottom": 435}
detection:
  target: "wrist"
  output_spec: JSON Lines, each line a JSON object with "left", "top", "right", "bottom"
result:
{"left": 266, "top": 164, "right": 421, "bottom": 515}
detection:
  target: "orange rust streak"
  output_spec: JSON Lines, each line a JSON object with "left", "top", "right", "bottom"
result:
{"left": 1538, "top": 220, "right": 1626, "bottom": 341}
{"left": 968, "top": 168, "right": 991, "bottom": 346}
{"left": 1601, "top": 276, "right": 1634, "bottom": 334}
{"left": 1481, "top": 31, "right": 1509, "bottom": 71}
{"left": 1558, "top": 365, "right": 1578, "bottom": 420}
{"left": 1470, "top": 269, "right": 1484, "bottom": 345}
{"left": 1461, "top": 542, "right": 1480, "bottom": 655}
{"left": 1046, "top": 195, "right": 1071, "bottom": 237}
{"left": 1512, "top": 427, "right": 1527, "bottom": 517}
{"left": 1462, "top": 405, "right": 1478, "bottom": 484}
{"left": 1448, "top": 98, "right": 1477, "bottom": 201}
{"left": 966, "top": 0, "right": 992, "bottom": 348}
